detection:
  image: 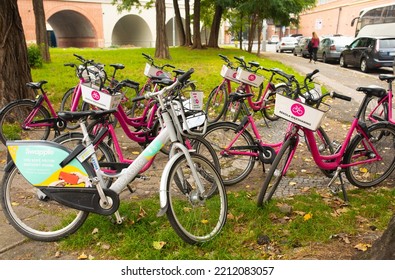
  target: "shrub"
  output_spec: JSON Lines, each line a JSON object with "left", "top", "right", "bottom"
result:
{"left": 27, "top": 44, "right": 43, "bottom": 68}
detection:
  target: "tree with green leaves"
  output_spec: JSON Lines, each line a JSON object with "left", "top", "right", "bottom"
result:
{"left": 33, "top": 0, "right": 50, "bottom": 62}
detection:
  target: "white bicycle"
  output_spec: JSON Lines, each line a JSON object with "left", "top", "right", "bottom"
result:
{"left": 0, "top": 69, "right": 228, "bottom": 245}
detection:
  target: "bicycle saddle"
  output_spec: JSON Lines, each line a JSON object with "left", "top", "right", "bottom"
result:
{"left": 229, "top": 92, "right": 253, "bottom": 102}
{"left": 356, "top": 85, "right": 386, "bottom": 98}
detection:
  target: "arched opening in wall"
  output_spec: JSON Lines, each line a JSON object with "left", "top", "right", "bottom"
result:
{"left": 47, "top": 10, "right": 97, "bottom": 48}
{"left": 112, "top": 15, "right": 152, "bottom": 47}
{"left": 165, "top": 17, "right": 186, "bottom": 46}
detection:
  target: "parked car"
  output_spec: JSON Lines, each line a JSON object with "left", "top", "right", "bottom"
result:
{"left": 269, "top": 35, "right": 279, "bottom": 44}
{"left": 339, "top": 36, "right": 395, "bottom": 72}
{"left": 317, "top": 35, "right": 354, "bottom": 63}
{"left": 293, "top": 37, "right": 311, "bottom": 58}
{"left": 276, "top": 37, "right": 298, "bottom": 53}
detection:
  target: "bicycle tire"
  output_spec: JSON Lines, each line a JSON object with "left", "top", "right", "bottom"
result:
{"left": 0, "top": 163, "right": 89, "bottom": 241}
{"left": 187, "top": 135, "right": 220, "bottom": 172}
{"left": 344, "top": 122, "right": 395, "bottom": 188}
{"left": 360, "top": 96, "right": 388, "bottom": 125}
{"left": 205, "top": 84, "right": 229, "bottom": 123}
{"left": 202, "top": 121, "right": 255, "bottom": 186}
{"left": 166, "top": 153, "right": 227, "bottom": 244}
{"left": 257, "top": 136, "right": 297, "bottom": 206}
{"left": 262, "top": 85, "right": 289, "bottom": 121}
{"left": 0, "top": 99, "right": 51, "bottom": 145}
{"left": 60, "top": 87, "right": 90, "bottom": 130}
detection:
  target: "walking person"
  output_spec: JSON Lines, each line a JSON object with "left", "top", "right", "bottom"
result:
{"left": 309, "top": 32, "right": 320, "bottom": 63}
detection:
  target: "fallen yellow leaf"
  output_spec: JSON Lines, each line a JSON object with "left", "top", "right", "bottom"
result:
{"left": 303, "top": 212, "right": 313, "bottom": 221}
{"left": 153, "top": 241, "right": 166, "bottom": 250}
{"left": 354, "top": 243, "right": 371, "bottom": 251}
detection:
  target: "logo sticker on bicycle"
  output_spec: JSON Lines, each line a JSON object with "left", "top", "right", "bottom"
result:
{"left": 91, "top": 90, "right": 101, "bottom": 101}
{"left": 248, "top": 74, "right": 256, "bottom": 82}
{"left": 291, "top": 103, "right": 305, "bottom": 117}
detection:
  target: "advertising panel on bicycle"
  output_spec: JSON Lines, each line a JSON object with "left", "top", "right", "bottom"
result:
{"left": 220, "top": 65, "right": 239, "bottom": 82}
{"left": 144, "top": 63, "right": 171, "bottom": 78}
{"left": 274, "top": 94, "right": 327, "bottom": 131}
{"left": 81, "top": 83, "right": 123, "bottom": 110}
{"left": 235, "top": 68, "right": 264, "bottom": 87}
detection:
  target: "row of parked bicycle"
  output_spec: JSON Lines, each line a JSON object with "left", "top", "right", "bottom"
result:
{"left": 0, "top": 52, "right": 394, "bottom": 246}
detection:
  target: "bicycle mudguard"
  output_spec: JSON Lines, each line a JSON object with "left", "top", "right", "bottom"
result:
{"left": 157, "top": 152, "right": 185, "bottom": 217}
{"left": 6, "top": 140, "right": 94, "bottom": 187}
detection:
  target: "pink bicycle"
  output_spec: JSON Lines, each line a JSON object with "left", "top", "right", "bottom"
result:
{"left": 257, "top": 85, "right": 395, "bottom": 206}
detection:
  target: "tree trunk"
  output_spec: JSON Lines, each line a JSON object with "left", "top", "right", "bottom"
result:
{"left": 33, "top": 0, "right": 50, "bottom": 62}
{"left": 353, "top": 214, "right": 395, "bottom": 260}
{"left": 173, "top": 0, "right": 185, "bottom": 46}
{"left": 184, "top": 0, "right": 192, "bottom": 46}
{"left": 0, "top": 0, "right": 33, "bottom": 107}
{"left": 192, "top": 0, "right": 202, "bottom": 49}
{"left": 155, "top": 0, "right": 170, "bottom": 59}
{"left": 256, "top": 20, "right": 263, "bottom": 56}
{"left": 207, "top": 5, "right": 223, "bottom": 48}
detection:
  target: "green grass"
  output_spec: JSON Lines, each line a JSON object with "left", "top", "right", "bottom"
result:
{"left": 58, "top": 187, "right": 395, "bottom": 260}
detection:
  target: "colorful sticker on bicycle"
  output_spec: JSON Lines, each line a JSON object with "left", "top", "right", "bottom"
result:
{"left": 7, "top": 142, "right": 89, "bottom": 187}
{"left": 142, "top": 137, "right": 164, "bottom": 160}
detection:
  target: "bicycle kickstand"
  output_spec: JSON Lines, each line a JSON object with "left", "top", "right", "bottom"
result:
{"left": 327, "top": 167, "right": 349, "bottom": 202}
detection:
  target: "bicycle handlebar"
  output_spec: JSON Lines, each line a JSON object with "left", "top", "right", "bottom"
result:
{"left": 330, "top": 91, "right": 352, "bottom": 101}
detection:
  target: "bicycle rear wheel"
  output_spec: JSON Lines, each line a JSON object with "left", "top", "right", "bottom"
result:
{"left": 257, "top": 136, "right": 297, "bottom": 206}
{"left": 60, "top": 87, "right": 90, "bottom": 130}
{"left": 202, "top": 122, "right": 255, "bottom": 186}
{"left": 344, "top": 123, "right": 395, "bottom": 188}
{"left": 205, "top": 84, "right": 228, "bottom": 123}
{"left": 166, "top": 153, "right": 227, "bottom": 244}
{"left": 0, "top": 99, "right": 51, "bottom": 145}
{"left": 0, "top": 164, "right": 89, "bottom": 241}
{"left": 360, "top": 96, "right": 388, "bottom": 125}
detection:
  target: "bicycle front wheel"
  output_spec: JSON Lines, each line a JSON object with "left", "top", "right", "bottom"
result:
{"left": 257, "top": 136, "right": 296, "bottom": 206}
{"left": 0, "top": 99, "right": 51, "bottom": 145}
{"left": 205, "top": 84, "right": 228, "bottom": 123}
{"left": 202, "top": 122, "right": 255, "bottom": 186}
{"left": 262, "top": 85, "right": 288, "bottom": 121}
{"left": 344, "top": 123, "right": 395, "bottom": 188}
{"left": 0, "top": 164, "right": 89, "bottom": 241}
{"left": 166, "top": 153, "right": 227, "bottom": 244}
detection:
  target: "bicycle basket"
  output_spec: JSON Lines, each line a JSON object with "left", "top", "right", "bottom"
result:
{"left": 274, "top": 93, "right": 329, "bottom": 131}
{"left": 79, "top": 65, "right": 105, "bottom": 85}
{"left": 144, "top": 63, "right": 171, "bottom": 78}
{"left": 81, "top": 83, "right": 123, "bottom": 110}
{"left": 235, "top": 68, "right": 264, "bottom": 87}
{"left": 220, "top": 65, "right": 239, "bottom": 82}
{"left": 169, "top": 91, "right": 207, "bottom": 136}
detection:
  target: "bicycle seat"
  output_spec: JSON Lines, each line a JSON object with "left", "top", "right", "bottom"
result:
{"left": 229, "top": 92, "right": 253, "bottom": 102}
{"left": 152, "top": 78, "right": 174, "bottom": 86}
{"left": 173, "top": 69, "right": 185, "bottom": 76}
{"left": 58, "top": 109, "right": 116, "bottom": 122}
{"left": 356, "top": 85, "right": 386, "bottom": 98}
{"left": 379, "top": 74, "right": 395, "bottom": 83}
{"left": 26, "top": 80, "right": 47, "bottom": 89}
{"left": 110, "top": 63, "right": 125, "bottom": 70}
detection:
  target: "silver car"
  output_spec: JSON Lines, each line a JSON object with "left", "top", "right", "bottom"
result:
{"left": 317, "top": 36, "right": 354, "bottom": 63}
{"left": 276, "top": 37, "right": 298, "bottom": 53}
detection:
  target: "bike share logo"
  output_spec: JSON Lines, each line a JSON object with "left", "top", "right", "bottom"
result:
{"left": 248, "top": 74, "right": 256, "bottom": 82}
{"left": 91, "top": 90, "right": 101, "bottom": 101}
{"left": 291, "top": 103, "right": 305, "bottom": 117}
{"left": 232, "top": 72, "right": 238, "bottom": 79}
{"left": 156, "top": 70, "right": 164, "bottom": 76}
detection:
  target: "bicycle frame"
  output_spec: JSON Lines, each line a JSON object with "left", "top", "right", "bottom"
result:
{"left": 23, "top": 93, "right": 58, "bottom": 129}
{"left": 220, "top": 113, "right": 284, "bottom": 158}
